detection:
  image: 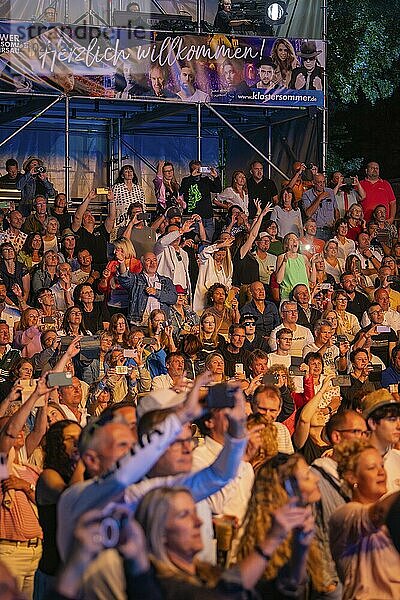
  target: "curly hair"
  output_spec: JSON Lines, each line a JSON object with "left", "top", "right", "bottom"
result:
{"left": 268, "top": 363, "right": 296, "bottom": 393}
{"left": 43, "top": 420, "right": 81, "bottom": 483}
{"left": 335, "top": 438, "right": 376, "bottom": 481}
{"left": 205, "top": 283, "right": 227, "bottom": 308}
{"left": 237, "top": 453, "right": 328, "bottom": 592}
{"left": 246, "top": 413, "right": 278, "bottom": 471}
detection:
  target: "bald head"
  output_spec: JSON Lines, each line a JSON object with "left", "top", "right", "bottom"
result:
{"left": 250, "top": 281, "right": 265, "bottom": 301}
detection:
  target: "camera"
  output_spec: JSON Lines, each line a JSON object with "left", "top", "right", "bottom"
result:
{"left": 199, "top": 166, "right": 211, "bottom": 174}
{"left": 34, "top": 166, "right": 46, "bottom": 174}
{"left": 99, "top": 514, "right": 128, "bottom": 548}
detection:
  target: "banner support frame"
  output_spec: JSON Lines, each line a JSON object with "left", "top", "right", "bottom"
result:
{"left": 0, "top": 95, "right": 63, "bottom": 149}
{"left": 206, "top": 103, "right": 288, "bottom": 179}
{"left": 65, "top": 94, "right": 70, "bottom": 204}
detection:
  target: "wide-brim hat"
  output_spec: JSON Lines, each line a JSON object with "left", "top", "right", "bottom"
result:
{"left": 137, "top": 389, "right": 187, "bottom": 420}
{"left": 23, "top": 156, "right": 43, "bottom": 172}
{"left": 362, "top": 389, "right": 400, "bottom": 420}
{"left": 298, "top": 41, "right": 322, "bottom": 58}
{"left": 61, "top": 228, "right": 78, "bottom": 241}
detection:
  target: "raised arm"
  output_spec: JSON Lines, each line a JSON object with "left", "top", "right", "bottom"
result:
{"left": 104, "top": 188, "right": 116, "bottom": 234}
{"left": 240, "top": 200, "right": 272, "bottom": 259}
{"left": 293, "top": 374, "right": 335, "bottom": 449}
{"left": 0, "top": 377, "right": 53, "bottom": 454}
{"left": 72, "top": 189, "right": 97, "bottom": 232}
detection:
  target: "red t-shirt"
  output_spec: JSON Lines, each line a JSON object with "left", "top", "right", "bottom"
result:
{"left": 360, "top": 178, "right": 396, "bottom": 222}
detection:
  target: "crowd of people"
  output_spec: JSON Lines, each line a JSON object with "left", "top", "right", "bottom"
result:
{"left": 1, "top": 153, "right": 400, "bottom": 600}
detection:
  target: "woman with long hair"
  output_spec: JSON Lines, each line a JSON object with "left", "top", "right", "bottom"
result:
{"left": 18, "top": 232, "right": 44, "bottom": 271}
{"left": 205, "top": 352, "right": 227, "bottom": 384}
{"left": 270, "top": 188, "right": 303, "bottom": 238}
{"left": 264, "top": 219, "right": 283, "bottom": 256}
{"left": 98, "top": 237, "right": 141, "bottom": 317}
{"left": 323, "top": 239, "right": 344, "bottom": 284}
{"left": 217, "top": 170, "right": 249, "bottom": 215}
{"left": 293, "top": 373, "right": 337, "bottom": 464}
{"left": 109, "top": 312, "right": 130, "bottom": 347}
{"left": 0, "top": 241, "right": 30, "bottom": 304}
{"left": 330, "top": 438, "right": 400, "bottom": 599}
{"left": 198, "top": 312, "right": 225, "bottom": 355}
{"left": 112, "top": 164, "right": 145, "bottom": 237}
{"left": 135, "top": 484, "right": 313, "bottom": 598}
{"left": 153, "top": 160, "right": 183, "bottom": 213}
{"left": 74, "top": 282, "right": 109, "bottom": 334}
{"left": 237, "top": 452, "right": 332, "bottom": 598}
{"left": 203, "top": 282, "right": 239, "bottom": 338}
{"left": 35, "top": 420, "right": 84, "bottom": 599}
{"left": 270, "top": 38, "right": 299, "bottom": 87}
{"left": 344, "top": 254, "right": 374, "bottom": 297}
{"left": 13, "top": 307, "right": 42, "bottom": 358}
{"left": 276, "top": 233, "right": 313, "bottom": 301}
{"left": 60, "top": 305, "right": 89, "bottom": 337}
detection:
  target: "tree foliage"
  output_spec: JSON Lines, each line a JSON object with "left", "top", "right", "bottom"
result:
{"left": 328, "top": 0, "right": 400, "bottom": 104}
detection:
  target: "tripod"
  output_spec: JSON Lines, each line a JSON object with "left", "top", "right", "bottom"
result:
{"left": 73, "top": 0, "right": 110, "bottom": 26}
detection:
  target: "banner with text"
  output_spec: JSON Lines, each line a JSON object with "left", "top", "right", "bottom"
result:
{"left": 0, "top": 21, "right": 325, "bottom": 107}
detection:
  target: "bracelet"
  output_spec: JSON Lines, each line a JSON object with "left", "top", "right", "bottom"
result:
{"left": 255, "top": 545, "right": 272, "bottom": 561}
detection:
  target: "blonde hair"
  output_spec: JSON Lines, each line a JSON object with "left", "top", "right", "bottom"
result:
{"left": 237, "top": 454, "right": 328, "bottom": 592}
{"left": 136, "top": 487, "right": 222, "bottom": 587}
{"left": 246, "top": 414, "right": 278, "bottom": 472}
{"left": 268, "top": 363, "right": 295, "bottom": 393}
{"left": 335, "top": 438, "right": 375, "bottom": 481}
{"left": 114, "top": 237, "right": 136, "bottom": 259}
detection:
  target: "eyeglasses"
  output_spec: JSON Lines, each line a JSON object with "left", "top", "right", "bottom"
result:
{"left": 336, "top": 429, "right": 368, "bottom": 437}
{"left": 170, "top": 437, "right": 198, "bottom": 450}
{"left": 282, "top": 309, "right": 298, "bottom": 314}
{"left": 243, "top": 322, "right": 255, "bottom": 326}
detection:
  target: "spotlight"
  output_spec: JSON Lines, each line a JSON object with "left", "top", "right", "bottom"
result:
{"left": 265, "top": 1, "right": 288, "bottom": 25}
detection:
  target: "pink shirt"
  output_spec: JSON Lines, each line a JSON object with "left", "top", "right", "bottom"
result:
{"left": 360, "top": 178, "right": 396, "bottom": 222}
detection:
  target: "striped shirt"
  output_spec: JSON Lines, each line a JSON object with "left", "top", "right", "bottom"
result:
{"left": 0, "top": 463, "right": 42, "bottom": 541}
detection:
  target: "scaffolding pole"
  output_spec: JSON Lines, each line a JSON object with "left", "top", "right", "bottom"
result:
{"left": 206, "top": 104, "right": 288, "bottom": 179}
{"left": 65, "top": 95, "right": 70, "bottom": 204}
{"left": 197, "top": 103, "right": 201, "bottom": 161}
{"left": 0, "top": 96, "right": 63, "bottom": 149}
{"left": 322, "top": 0, "right": 328, "bottom": 172}
{"left": 267, "top": 123, "right": 272, "bottom": 179}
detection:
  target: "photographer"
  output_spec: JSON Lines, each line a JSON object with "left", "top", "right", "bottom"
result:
{"left": 353, "top": 302, "right": 397, "bottom": 365}
{"left": 17, "top": 157, "right": 56, "bottom": 217}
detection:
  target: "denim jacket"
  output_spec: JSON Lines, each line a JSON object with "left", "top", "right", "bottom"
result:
{"left": 117, "top": 271, "right": 177, "bottom": 323}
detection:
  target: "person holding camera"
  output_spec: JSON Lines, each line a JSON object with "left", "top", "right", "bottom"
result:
{"left": 17, "top": 157, "right": 56, "bottom": 217}
{"left": 180, "top": 160, "right": 222, "bottom": 243}
{"left": 328, "top": 171, "right": 365, "bottom": 218}
{"left": 353, "top": 302, "right": 397, "bottom": 365}
{"left": 111, "top": 165, "right": 146, "bottom": 242}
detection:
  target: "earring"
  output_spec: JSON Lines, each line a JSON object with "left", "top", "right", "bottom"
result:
{"left": 353, "top": 482, "right": 358, "bottom": 489}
